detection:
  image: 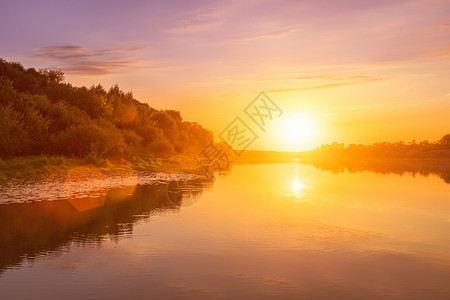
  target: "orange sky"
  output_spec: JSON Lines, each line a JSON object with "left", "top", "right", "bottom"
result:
{"left": 1, "top": 0, "right": 449, "bottom": 151}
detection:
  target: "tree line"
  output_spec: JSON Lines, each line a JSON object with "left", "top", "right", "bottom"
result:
{"left": 302, "top": 135, "right": 450, "bottom": 160}
{"left": 0, "top": 58, "right": 213, "bottom": 159}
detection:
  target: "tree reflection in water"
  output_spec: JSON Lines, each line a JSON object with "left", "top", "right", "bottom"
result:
{"left": 0, "top": 177, "right": 211, "bottom": 276}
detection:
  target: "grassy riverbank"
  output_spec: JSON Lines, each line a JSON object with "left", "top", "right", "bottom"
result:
{"left": 0, "top": 154, "right": 204, "bottom": 180}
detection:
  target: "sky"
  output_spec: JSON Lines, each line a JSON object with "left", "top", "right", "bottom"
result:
{"left": 1, "top": 0, "right": 449, "bottom": 151}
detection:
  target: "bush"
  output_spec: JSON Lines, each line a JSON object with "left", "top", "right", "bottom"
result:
{"left": 147, "top": 136, "right": 174, "bottom": 157}
{"left": 138, "top": 124, "right": 165, "bottom": 147}
{"left": 51, "top": 122, "right": 125, "bottom": 158}
{"left": 122, "top": 129, "right": 143, "bottom": 155}
{"left": 0, "top": 105, "right": 31, "bottom": 157}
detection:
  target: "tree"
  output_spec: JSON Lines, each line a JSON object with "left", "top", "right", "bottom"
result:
{"left": 0, "top": 105, "right": 30, "bottom": 157}
{"left": 0, "top": 58, "right": 215, "bottom": 159}
{"left": 440, "top": 134, "right": 450, "bottom": 145}
{"left": 51, "top": 122, "right": 125, "bottom": 157}
{"left": 39, "top": 69, "right": 65, "bottom": 83}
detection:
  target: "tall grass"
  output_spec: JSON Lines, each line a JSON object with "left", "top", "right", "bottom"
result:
{"left": 0, "top": 155, "right": 77, "bottom": 180}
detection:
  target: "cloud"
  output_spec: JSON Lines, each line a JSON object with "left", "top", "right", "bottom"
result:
{"left": 426, "top": 44, "right": 450, "bottom": 59}
{"left": 232, "top": 28, "right": 299, "bottom": 44}
{"left": 169, "top": 21, "right": 221, "bottom": 33}
{"left": 169, "top": 9, "right": 223, "bottom": 33}
{"left": 214, "top": 74, "right": 381, "bottom": 85}
{"left": 184, "top": 8, "right": 222, "bottom": 23}
{"left": 35, "top": 45, "right": 151, "bottom": 75}
{"left": 347, "top": 104, "right": 386, "bottom": 112}
{"left": 265, "top": 76, "right": 383, "bottom": 93}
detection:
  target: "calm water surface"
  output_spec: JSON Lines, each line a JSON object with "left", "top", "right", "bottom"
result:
{"left": 1, "top": 163, "right": 449, "bottom": 299}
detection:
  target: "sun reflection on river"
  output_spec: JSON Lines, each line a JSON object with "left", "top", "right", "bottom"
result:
{"left": 293, "top": 180, "right": 303, "bottom": 193}
{"left": 290, "top": 179, "right": 307, "bottom": 199}
{"left": 291, "top": 162, "right": 307, "bottom": 198}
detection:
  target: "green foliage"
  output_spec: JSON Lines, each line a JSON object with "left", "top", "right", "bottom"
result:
{"left": 130, "top": 155, "right": 157, "bottom": 170}
{"left": 122, "top": 129, "right": 143, "bottom": 153}
{"left": 147, "top": 136, "right": 174, "bottom": 158}
{"left": 0, "top": 155, "right": 72, "bottom": 180}
{"left": 51, "top": 122, "right": 125, "bottom": 157}
{"left": 0, "top": 58, "right": 214, "bottom": 159}
{"left": 0, "top": 105, "right": 31, "bottom": 156}
{"left": 305, "top": 136, "right": 450, "bottom": 159}
{"left": 440, "top": 134, "right": 450, "bottom": 144}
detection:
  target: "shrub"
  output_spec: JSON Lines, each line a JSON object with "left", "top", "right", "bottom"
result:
{"left": 51, "top": 122, "right": 125, "bottom": 158}
{"left": 0, "top": 105, "right": 31, "bottom": 157}
{"left": 138, "top": 124, "right": 165, "bottom": 147}
{"left": 147, "top": 136, "right": 174, "bottom": 157}
{"left": 122, "top": 129, "right": 143, "bottom": 155}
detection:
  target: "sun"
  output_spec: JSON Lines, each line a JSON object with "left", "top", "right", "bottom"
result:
{"left": 277, "top": 115, "right": 317, "bottom": 151}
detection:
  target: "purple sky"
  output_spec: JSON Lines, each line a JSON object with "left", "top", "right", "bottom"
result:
{"left": 1, "top": 0, "right": 449, "bottom": 149}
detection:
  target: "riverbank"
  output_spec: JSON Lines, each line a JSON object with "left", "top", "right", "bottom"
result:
{"left": 0, "top": 154, "right": 205, "bottom": 181}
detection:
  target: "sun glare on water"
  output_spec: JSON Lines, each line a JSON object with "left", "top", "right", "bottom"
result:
{"left": 288, "top": 178, "right": 307, "bottom": 199}
{"left": 293, "top": 180, "right": 303, "bottom": 193}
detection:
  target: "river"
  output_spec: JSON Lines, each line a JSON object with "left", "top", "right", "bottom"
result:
{"left": 0, "top": 162, "right": 449, "bottom": 299}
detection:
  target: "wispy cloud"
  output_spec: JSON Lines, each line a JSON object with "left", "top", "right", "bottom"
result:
{"left": 232, "top": 28, "right": 299, "bottom": 44}
{"left": 169, "top": 21, "right": 222, "bottom": 33}
{"left": 35, "top": 45, "right": 151, "bottom": 75}
{"left": 169, "top": 9, "right": 223, "bottom": 33}
{"left": 214, "top": 74, "right": 380, "bottom": 85}
{"left": 347, "top": 103, "right": 386, "bottom": 113}
{"left": 265, "top": 76, "right": 383, "bottom": 93}
{"left": 426, "top": 44, "right": 450, "bottom": 59}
